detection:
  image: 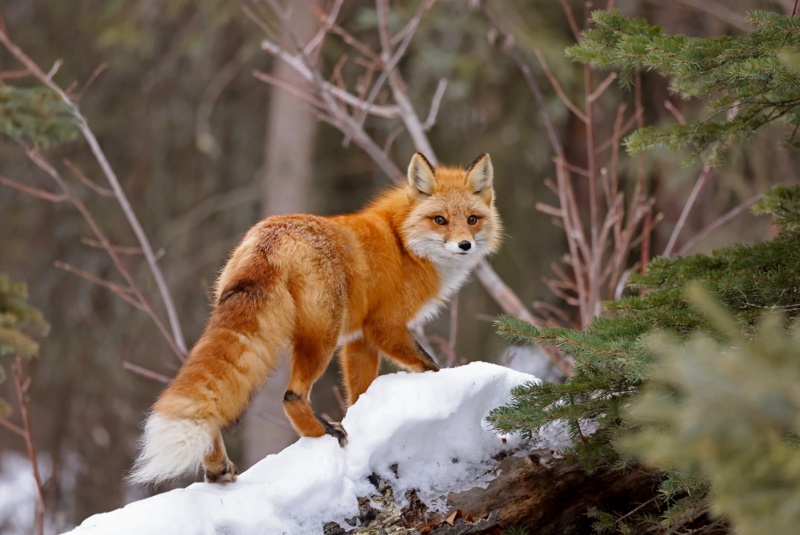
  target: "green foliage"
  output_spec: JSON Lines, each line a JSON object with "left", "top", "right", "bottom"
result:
{"left": 0, "top": 273, "right": 49, "bottom": 416}
{"left": 0, "top": 86, "right": 79, "bottom": 147}
{"left": 622, "top": 289, "right": 800, "bottom": 535}
{"left": 490, "top": 185, "right": 800, "bottom": 530}
{"left": 567, "top": 8, "right": 800, "bottom": 164}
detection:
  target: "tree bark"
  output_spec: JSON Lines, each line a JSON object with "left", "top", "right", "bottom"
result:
{"left": 332, "top": 454, "right": 661, "bottom": 535}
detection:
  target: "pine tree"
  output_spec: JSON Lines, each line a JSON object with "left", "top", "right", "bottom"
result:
{"left": 0, "top": 273, "right": 49, "bottom": 416}
{"left": 492, "top": 185, "right": 800, "bottom": 531}
{"left": 0, "top": 86, "right": 79, "bottom": 147}
{"left": 565, "top": 8, "right": 800, "bottom": 165}
{"left": 490, "top": 5, "right": 800, "bottom": 531}
{"left": 621, "top": 288, "right": 800, "bottom": 535}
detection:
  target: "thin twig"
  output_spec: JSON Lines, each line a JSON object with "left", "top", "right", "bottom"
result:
{"left": 80, "top": 238, "right": 165, "bottom": 260}
{"left": 252, "top": 70, "right": 327, "bottom": 110}
{"left": 559, "top": 0, "right": 582, "bottom": 40}
{"left": 331, "top": 385, "right": 348, "bottom": 415}
{"left": 304, "top": 0, "right": 345, "bottom": 56}
{"left": 63, "top": 159, "right": 113, "bottom": 197}
{"left": 122, "top": 361, "right": 172, "bottom": 384}
{"left": 0, "top": 174, "right": 67, "bottom": 202}
{"left": 481, "top": 2, "right": 563, "bottom": 158}
{"left": 533, "top": 48, "right": 587, "bottom": 123}
{"left": 677, "top": 194, "right": 761, "bottom": 255}
{"left": 662, "top": 165, "right": 712, "bottom": 257}
{"left": 13, "top": 357, "right": 45, "bottom": 535}
{"left": 257, "top": 42, "right": 401, "bottom": 119}
{"left": 74, "top": 62, "right": 107, "bottom": 103}
{"left": 587, "top": 72, "right": 617, "bottom": 103}
{"left": 422, "top": 79, "right": 447, "bottom": 131}
{"left": 351, "top": 0, "right": 436, "bottom": 136}
{"left": 0, "top": 415, "right": 25, "bottom": 437}
{"left": 54, "top": 261, "right": 145, "bottom": 311}
{"left": 646, "top": 0, "right": 752, "bottom": 32}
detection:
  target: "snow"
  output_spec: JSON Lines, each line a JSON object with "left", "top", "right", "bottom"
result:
{"left": 0, "top": 451, "right": 51, "bottom": 535}
{"left": 67, "top": 361, "right": 565, "bottom": 535}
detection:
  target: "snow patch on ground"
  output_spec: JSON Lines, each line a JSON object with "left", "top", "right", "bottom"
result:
{"left": 68, "top": 361, "right": 566, "bottom": 535}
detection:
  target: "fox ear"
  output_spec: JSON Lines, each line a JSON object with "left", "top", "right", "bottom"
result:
{"left": 407, "top": 153, "right": 436, "bottom": 197}
{"left": 466, "top": 153, "right": 494, "bottom": 203}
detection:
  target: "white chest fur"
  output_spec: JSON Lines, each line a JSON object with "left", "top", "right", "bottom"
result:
{"left": 407, "top": 257, "right": 479, "bottom": 328}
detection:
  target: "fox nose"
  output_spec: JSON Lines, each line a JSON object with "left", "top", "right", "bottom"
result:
{"left": 458, "top": 241, "right": 472, "bottom": 251}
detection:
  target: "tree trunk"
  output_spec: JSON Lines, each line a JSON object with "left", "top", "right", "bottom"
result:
{"left": 243, "top": 0, "right": 320, "bottom": 469}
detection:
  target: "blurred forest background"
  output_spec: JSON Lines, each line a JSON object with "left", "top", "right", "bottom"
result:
{"left": 0, "top": 0, "right": 795, "bottom": 532}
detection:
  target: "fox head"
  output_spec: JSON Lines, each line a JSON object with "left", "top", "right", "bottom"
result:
{"left": 401, "top": 153, "right": 502, "bottom": 265}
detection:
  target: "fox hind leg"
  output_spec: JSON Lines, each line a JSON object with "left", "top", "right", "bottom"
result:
{"left": 283, "top": 333, "right": 347, "bottom": 446}
{"left": 203, "top": 427, "right": 237, "bottom": 483}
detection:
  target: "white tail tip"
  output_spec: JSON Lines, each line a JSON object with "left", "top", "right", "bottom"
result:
{"left": 128, "top": 412, "right": 214, "bottom": 485}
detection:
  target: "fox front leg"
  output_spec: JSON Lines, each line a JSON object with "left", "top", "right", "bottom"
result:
{"left": 365, "top": 324, "right": 440, "bottom": 373}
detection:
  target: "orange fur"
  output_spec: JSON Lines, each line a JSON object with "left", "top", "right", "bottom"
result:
{"left": 130, "top": 153, "right": 502, "bottom": 485}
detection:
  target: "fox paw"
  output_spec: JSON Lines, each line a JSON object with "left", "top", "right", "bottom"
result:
{"left": 204, "top": 460, "right": 238, "bottom": 484}
{"left": 323, "top": 421, "right": 348, "bottom": 447}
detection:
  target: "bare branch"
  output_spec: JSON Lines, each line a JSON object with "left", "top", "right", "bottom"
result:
{"left": 0, "top": 416, "right": 25, "bottom": 437}
{"left": 258, "top": 41, "right": 401, "bottom": 119}
{"left": 587, "top": 73, "right": 618, "bottom": 103}
{"left": 422, "top": 79, "right": 447, "bottom": 131}
{"left": 663, "top": 165, "right": 713, "bottom": 257}
{"left": 0, "top": 174, "right": 67, "bottom": 202}
{"left": 45, "top": 58, "right": 62, "bottom": 80}
{"left": 123, "top": 361, "right": 172, "bottom": 384}
{"left": 646, "top": 0, "right": 752, "bottom": 32}
{"left": 74, "top": 62, "right": 107, "bottom": 103}
{"left": 533, "top": 48, "right": 587, "bottom": 123}
{"left": 536, "top": 202, "right": 564, "bottom": 218}
{"left": 664, "top": 99, "right": 687, "bottom": 125}
{"left": 351, "top": 0, "right": 436, "bottom": 135}
{"left": 54, "top": 261, "right": 145, "bottom": 311}
{"left": 0, "top": 67, "right": 31, "bottom": 80}
{"left": 252, "top": 70, "right": 327, "bottom": 110}
{"left": 678, "top": 194, "right": 761, "bottom": 255}
{"left": 304, "top": 0, "right": 345, "bottom": 56}
{"left": 559, "top": 0, "right": 582, "bottom": 41}
{"left": 63, "top": 158, "right": 114, "bottom": 197}
{"left": 13, "top": 357, "right": 45, "bottom": 535}
{"left": 81, "top": 238, "right": 165, "bottom": 260}
{"left": 481, "top": 3, "right": 564, "bottom": 158}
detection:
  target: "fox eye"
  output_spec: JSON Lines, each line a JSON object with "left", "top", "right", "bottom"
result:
{"left": 433, "top": 215, "right": 447, "bottom": 225}
{"left": 467, "top": 215, "right": 478, "bottom": 225}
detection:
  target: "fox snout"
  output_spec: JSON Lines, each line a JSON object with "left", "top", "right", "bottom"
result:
{"left": 445, "top": 239, "right": 475, "bottom": 255}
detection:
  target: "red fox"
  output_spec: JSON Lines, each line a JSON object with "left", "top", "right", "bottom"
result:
{"left": 130, "top": 153, "right": 502, "bottom": 484}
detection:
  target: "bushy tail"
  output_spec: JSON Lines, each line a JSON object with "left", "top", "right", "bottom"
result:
{"left": 128, "top": 412, "right": 214, "bottom": 485}
{"left": 129, "top": 252, "right": 295, "bottom": 485}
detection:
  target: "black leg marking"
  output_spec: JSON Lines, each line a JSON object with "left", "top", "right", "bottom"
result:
{"left": 283, "top": 390, "right": 303, "bottom": 403}
{"left": 414, "top": 340, "right": 440, "bottom": 371}
{"left": 315, "top": 412, "right": 348, "bottom": 447}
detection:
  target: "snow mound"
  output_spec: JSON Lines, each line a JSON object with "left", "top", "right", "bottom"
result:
{"left": 68, "top": 362, "right": 549, "bottom": 535}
